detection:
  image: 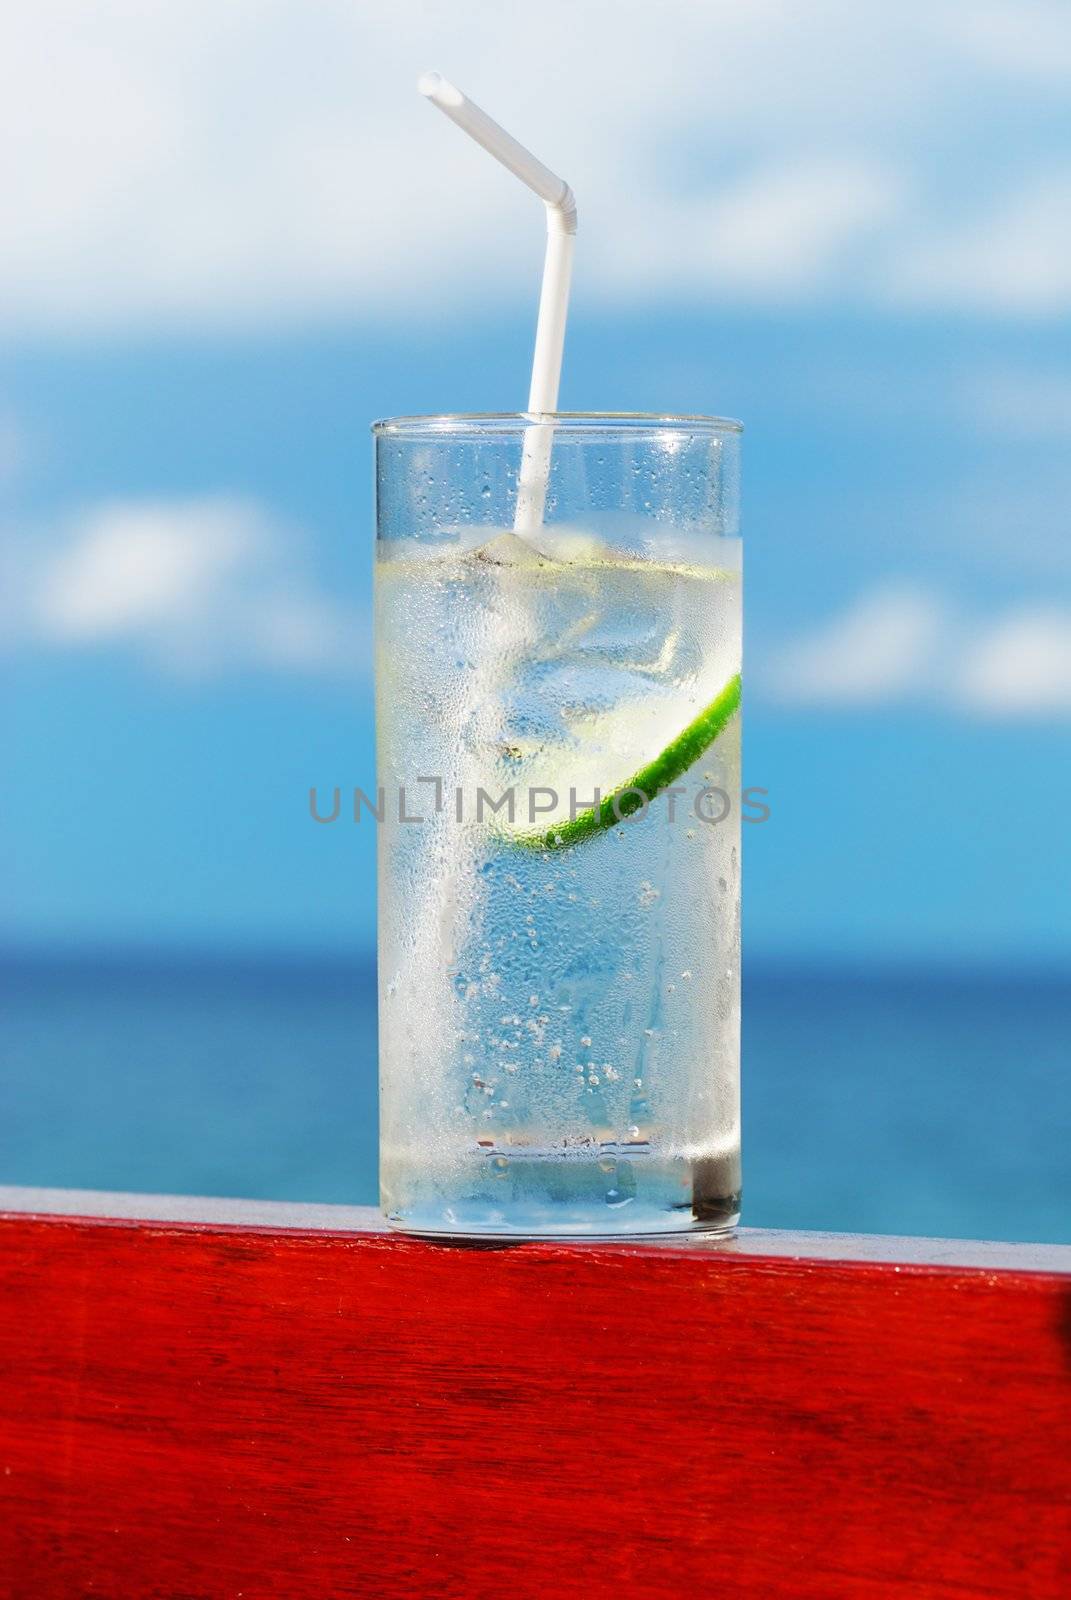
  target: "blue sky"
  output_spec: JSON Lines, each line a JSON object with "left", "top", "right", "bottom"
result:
{"left": 3, "top": 2, "right": 1070, "bottom": 965}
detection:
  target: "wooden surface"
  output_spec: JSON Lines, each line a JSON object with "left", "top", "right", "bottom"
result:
{"left": 0, "top": 1191, "right": 1068, "bottom": 1599}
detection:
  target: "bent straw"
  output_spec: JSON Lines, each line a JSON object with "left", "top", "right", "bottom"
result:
{"left": 417, "top": 72, "right": 577, "bottom": 533}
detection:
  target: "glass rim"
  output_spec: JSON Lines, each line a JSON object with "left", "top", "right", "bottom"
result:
{"left": 372, "top": 410, "right": 743, "bottom": 438}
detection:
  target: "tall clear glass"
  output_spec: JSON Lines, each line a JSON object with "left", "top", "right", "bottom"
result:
{"left": 374, "top": 414, "right": 742, "bottom": 1236}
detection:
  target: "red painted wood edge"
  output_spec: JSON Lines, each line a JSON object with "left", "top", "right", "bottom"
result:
{"left": 1, "top": 1200, "right": 1068, "bottom": 1599}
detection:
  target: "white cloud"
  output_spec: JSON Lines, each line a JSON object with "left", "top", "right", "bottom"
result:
{"left": 601, "top": 160, "right": 900, "bottom": 303}
{"left": 768, "top": 587, "right": 945, "bottom": 705}
{"left": 765, "top": 587, "right": 1071, "bottom": 718}
{"left": 956, "top": 2, "right": 1071, "bottom": 79}
{"left": 889, "top": 174, "right": 1071, "bottom": 315}
{"left": 957, "top": 608, "right": 1071, "bottom": 714}
{"left": 2, "top": 1, "right": 1070, "bottom": 330}
{"left": 705, "top": 163, "right": 898, "bottom": 294}
{"left": 35, "top": 501, "right": 256, "bottom": 641}
{"left": 9, "top": 497, "right": 369, "bottom": 680}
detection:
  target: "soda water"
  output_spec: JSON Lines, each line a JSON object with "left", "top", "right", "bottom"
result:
{"left": 376, "top": 528, "right": 741, "bottom": 1234}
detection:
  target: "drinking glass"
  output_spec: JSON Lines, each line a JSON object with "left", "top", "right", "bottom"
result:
{"left": 374, "top": 413, "right": 742, "bottom": 1236}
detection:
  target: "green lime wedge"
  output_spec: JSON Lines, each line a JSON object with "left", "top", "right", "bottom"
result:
{"left": 513, "top": 672, "right": 742, "bottom": 850}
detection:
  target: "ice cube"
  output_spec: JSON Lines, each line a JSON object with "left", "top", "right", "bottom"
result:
{"left": 471, "top": 531, "right": 556, "bottom": 568}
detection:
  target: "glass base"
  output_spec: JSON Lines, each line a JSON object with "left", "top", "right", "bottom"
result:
{"left": 384, "top": 1205, "right": 740, "bottom": 1241}
{"left": 382, "top": 1149, "right": 741, "bottom": 1240}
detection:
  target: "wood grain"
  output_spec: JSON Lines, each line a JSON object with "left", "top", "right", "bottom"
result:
{"left": 0, "top": 1199, "right": 1068, "bottom": 1599}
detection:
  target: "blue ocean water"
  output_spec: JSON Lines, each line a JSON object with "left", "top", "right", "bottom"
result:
{"left": 1, "top": 953, "right": 1067, "bottom": 1244}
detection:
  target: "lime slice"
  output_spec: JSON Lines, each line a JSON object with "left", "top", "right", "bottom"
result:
{"left": 511, "top": 672, "right": 741, "bottom": 850}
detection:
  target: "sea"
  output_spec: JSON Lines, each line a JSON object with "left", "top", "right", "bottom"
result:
{"left": 2, "top": 951, "right": 1067, "bottom": 1244}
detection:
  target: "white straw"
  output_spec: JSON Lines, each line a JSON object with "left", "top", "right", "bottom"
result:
{"left": 418, "top": 72, "right": 577, "bottom": 532}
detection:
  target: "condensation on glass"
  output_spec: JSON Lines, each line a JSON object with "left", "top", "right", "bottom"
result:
{"left": 374, "top": 414, "right": 742, "bottom": 1236}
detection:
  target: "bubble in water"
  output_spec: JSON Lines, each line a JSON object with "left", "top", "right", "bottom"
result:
{"left": 490, "top": 1154, "right": 509, "bottom": 1176}
{"left": 605, "top": 1161, "right": 637, "bottom": 1207}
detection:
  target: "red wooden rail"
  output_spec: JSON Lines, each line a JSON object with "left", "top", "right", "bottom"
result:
{"left": 1, "top": 1187, "right": 1068, "bottom": 1599}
